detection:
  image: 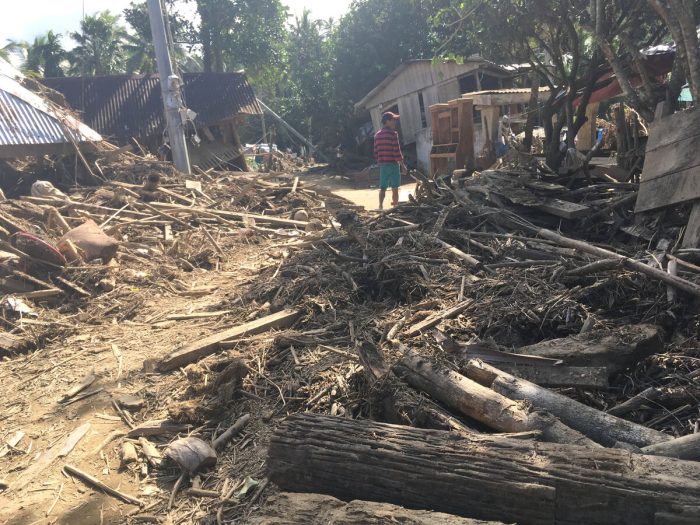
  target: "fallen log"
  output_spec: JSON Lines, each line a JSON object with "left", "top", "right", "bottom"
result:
{"left": 393, "top": 350, "right": 596, "bottom": 446}
{"left": 158, "top": 309, "right": 301, "bottom": 371}
{"left": 641, "top": 432, "right": 700, "bottom": 461}
{"left": 464, "top": 360, "right": 670, "bottom": 448}
{"left": 512, "top": 324, "right": 663, "bottom": 373}
{"left": 250, "top": 492, "right": 505, "bottom": 524}
{"left": 267, "top": 415, "right": 700, "bottom": 525}
{"left": 536, "top": 227, "right": 700, "bottom": 297}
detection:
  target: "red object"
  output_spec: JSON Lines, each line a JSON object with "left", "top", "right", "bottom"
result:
{"left": 10, "top": 232, "right": 67, "bottom": 267}
{"left": 374, "top": 127, "right": 404, "bottom": 164}
{"left": 381, "top": 111, "right": 400, "bottom": 122}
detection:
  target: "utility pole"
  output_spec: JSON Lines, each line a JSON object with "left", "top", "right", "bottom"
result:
{"left": 147, "top": 0, "right": 191, "bottom": 174}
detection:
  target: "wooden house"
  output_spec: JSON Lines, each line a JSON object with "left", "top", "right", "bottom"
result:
{"left": 354, "top": 58, "right": 514, "bottom": 172}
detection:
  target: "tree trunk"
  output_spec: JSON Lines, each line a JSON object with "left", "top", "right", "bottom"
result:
{"left": 675, "top": 0, "right": 700, "bottom": 104}
{"left": 250, "top": 492, "right": 504, "bottom": 525}
{"left": 641, "top": 432, "right": 700, "bottom": 460}
{"left": 392, "top": 350, "right": 597, "bottom": 446}
{"left": 463, "top": 360, "right": 671, "bottom": 448}
{"left": 523, "top": 72, "right": 541, "bottom": 151}
{"left": 267, "top": 414, "right": 700, "bottom": 525}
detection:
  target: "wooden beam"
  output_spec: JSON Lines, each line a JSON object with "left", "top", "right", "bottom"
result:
{"left": 158, "top": 309, "right": 301, "bottom": 371}
{"left": 148, "top": 202, "right": 310, "bottom": 228}
{"left": 682, "top": 201, "right": 700, "bottom": 248}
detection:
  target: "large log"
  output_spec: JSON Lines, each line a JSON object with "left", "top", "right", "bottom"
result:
{"left": 250, "top": 492, "right": 504, "bottom": 525}
{"left": 393, "top": 350, "right": 597, "bottom": 446}
{"left": 512, "top": 324, "right": 663, "bottom": 373}
{"left": 464, "top": 360, "right": 670, "bottom": 448}
{"left": 267, "top": 414, "right": 700, "bottom": 525}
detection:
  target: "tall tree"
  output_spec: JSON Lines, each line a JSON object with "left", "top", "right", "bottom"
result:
{"left": 0, "top": 40, "right": 24, "bottom": 63}
{"left": 16, "top": 31, "right": 66, "bottom": 77}
{"left": 122, "top": 1, "right": 193, "bottom": 74}
{"left": 330, "top": 0, "right": 457, "bottom": 145}
{"left": 187, "top": 0, "right": 286, "bottom": 76}
{"left": 284, "top": 10, "right": 335, "bottom": 144}
{"left": 69, "top": 11, "right": 129, "bottom": 75}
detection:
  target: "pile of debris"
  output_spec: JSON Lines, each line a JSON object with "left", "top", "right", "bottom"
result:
{"left": 2, "top": 146, "right": 700, "bottom": 524}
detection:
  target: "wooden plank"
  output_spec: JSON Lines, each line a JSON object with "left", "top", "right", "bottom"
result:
{"left": 642, "top": 134, "right": 700, "bottom": 183}
{"left": 635, "top": 165, "right": 700, "bottom": 212}
{"left": 536, "top": 199, "right": 590, "bottom": 219}
{"left": 645, "top": 106, "right": 700, "bottom": 152}
{"left": 158, "top": 309, "right": 301, "bottom": 371}
{"left": 490, "top": 364, "right": 609, "bottom": 389}
{"left": 682, "top": 201, "right": 700, "bottom": 249}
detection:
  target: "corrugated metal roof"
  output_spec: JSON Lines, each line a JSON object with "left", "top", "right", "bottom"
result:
{"left": 42, "top": 72, "right": 262, "bottom": 143}
{"left": 0, "top": 67, "right": 102, "bottom": 147}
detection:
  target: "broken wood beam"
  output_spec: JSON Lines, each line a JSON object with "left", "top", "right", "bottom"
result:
{"left": 512, "top": 324, "right": 663, "bottom": 373}
{"left": 536, "top": 227, "right": 700, "bottom": 297}
{"left": 158, "top": 309, "right": 301, "bottom": 371}
{"left": 483, "top": 364, "right": 609, "bottom": 389}
{"left": 464, "top": 360, "right": 670, "bottom": 448}
{"left": 404, "top": 300, "right": 473, "bottom": 338}
{"left": 249, "top": 492, "right": 506, "bottom": 525}
{"left": 267, "top": 414, "right": 700, "bottom": 525}
{"left": 392, "top": 349, "right": 596, "bottom": 446}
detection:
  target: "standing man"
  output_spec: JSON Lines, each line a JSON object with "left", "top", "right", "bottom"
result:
{"left": 374, "top": 112, "right": 407, "bottom": 210}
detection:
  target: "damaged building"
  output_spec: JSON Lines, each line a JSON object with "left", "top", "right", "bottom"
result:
{"left": 354, "top": 57, "right": 522, "bottom": 171}
{"left": 41, "top": 72, "right": 262, "bottom": 171}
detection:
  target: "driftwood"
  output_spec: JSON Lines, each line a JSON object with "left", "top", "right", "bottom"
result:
{"left": 512, "top": 325, "right": 663, "bottom": 373}
{"left": 267, "top": 415, "right": 700, "bottom": 525}
{"left": 250, "top": 492, "right": 504, "bottom": 525}
{"left": 393, "top": 350, "right": 596, "bottom": 446}
{"left": 158, "top": 309, "right": 301, "bottom": 371}
{"left": 464, "top": 360, "right": 670, "bottom": 448}
{"left": 63, "top": 464, "right": 143, "bottom": 506}
{"left": 536, "top": 227, "right": 700, "bottom": 297}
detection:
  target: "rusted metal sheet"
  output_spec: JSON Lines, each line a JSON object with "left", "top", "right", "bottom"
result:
{"left": 42, "top": 73, "right": 262, "bottom": 143}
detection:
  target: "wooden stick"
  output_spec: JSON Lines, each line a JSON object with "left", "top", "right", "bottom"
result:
{"left": 536, "top": 228, "right": 700, "bottom": 297}
{"left": 213, "top": 414, "right": 251, "bottom": 450}
{"left": 607, "top": 387, "right": 661, "bottom": 417}
{"left": 404, "top": 300, "right": 473, "bottom": 337}
{"left": 63, "top": 464, "right": 143, "bottom": 506}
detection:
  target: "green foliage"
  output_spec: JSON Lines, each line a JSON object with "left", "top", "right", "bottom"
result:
{"left": 69, "top": 11, "right": 129, "bottom": 75}
{"left": 122, "top": 1, "right": 193, "bottom": 74}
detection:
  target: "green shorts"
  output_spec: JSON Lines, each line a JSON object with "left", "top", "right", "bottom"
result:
{"left": 379, "top": 163, "right": 401, "bottom": 189}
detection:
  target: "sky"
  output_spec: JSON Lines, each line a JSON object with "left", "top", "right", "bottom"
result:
{"left": 0, "top": 0, "right": 353, "bottom": 45}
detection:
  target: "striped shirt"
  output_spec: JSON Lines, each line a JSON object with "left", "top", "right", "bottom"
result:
{"left": 374, "top": 127, "right": 403, "bottom": 164}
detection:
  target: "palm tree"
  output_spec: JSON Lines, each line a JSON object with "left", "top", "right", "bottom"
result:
{"left": 69, "top": 11, "right": 129, "bottom": 75}
{"left": 16, "top": 31, "right": 67, "bottom": 77}
{"left": 0, "top": 40, "right": 24, "bottom": 62}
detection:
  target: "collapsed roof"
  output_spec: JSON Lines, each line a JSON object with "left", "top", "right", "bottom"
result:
{"left": 42, "top": 72, "right": 262, "bottom": 144}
